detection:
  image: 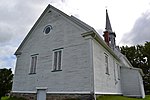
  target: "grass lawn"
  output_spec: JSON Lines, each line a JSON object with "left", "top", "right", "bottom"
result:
{"left": 97, "top": 95, "right": 150, "bottom": 100}
{"left": 1, "top": 97, "right": 9, "bottom": 100}
{"left": 1, "top": 95, "right": 150, "bottom": 100}
{"left": 1, "top": 96, "right": 26, "bottom": 100}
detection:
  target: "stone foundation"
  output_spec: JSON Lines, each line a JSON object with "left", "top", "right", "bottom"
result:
{"left": 11, "top": 93, "right": 36, "bottom": 100}
{"left": 46, "top": 94, "right": 94, "bottom": 100}
{"left": 12, "top": 93, "right": 94, "bottom": 100}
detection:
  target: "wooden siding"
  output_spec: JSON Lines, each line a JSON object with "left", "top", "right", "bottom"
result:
{"left": 92, "top": 39, "right": 122, "bottom": 94}
{"left": 12, "top": 7, "right": 92, "bottom": 93}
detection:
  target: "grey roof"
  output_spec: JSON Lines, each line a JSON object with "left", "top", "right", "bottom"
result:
{"left": 105, "top": 9, "right": 112, "bottom": 32}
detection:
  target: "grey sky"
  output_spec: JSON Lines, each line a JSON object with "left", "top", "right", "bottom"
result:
{"left": 121, "top": 10, "right": 150, "bottom": 45}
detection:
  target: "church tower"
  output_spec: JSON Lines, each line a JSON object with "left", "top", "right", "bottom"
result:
{"left": 103, "top": 9, "right": 116, "bottom": 50}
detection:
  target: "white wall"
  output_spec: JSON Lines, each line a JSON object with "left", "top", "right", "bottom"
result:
{"left": 121, "top": 67, "right": 145, "bottom": 98}
{"left": 12, "top": 7, "right": 93, "bottom": 93}
{"left": 92, "top": 39, "right": 122, "bottom": 94}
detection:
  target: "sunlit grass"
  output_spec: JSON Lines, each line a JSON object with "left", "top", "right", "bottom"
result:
{"left": 97, "top": 95, "right": 150, "bottom": 100}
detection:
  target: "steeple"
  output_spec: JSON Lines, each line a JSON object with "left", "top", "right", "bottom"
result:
{"left": 103, "top": 9, "right": 116, "bottom": 50}
{"left": 105, "top": 9, "right": 112, "bottom": 32}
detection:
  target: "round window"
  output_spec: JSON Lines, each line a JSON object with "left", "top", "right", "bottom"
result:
{"left": 43, "top": 25, "right": 52, "bottom": 34}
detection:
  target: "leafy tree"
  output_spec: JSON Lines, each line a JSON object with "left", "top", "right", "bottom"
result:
{"left": 0, "top": 68, "right": 13, "bottom": 99}
{"left": 121, "top": 42, "right": 150, "bottom": 94}
{"left": 143, "top": 42, "right": 150, "bottom": 94}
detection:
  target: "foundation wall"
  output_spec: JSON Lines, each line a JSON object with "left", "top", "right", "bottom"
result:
{"left": 12, "top": 93, "right": 94, "bottom": 100}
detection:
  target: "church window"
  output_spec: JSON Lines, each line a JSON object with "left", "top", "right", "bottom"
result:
{"left": 52, "top": 48, "right": 63, "bottom": 72}
{"left": 104, "top": 53, "right": 109, "bottom": 75}
{"left": 30, "top": 54, "right": 38, "bottom": 74}
{"left": 43, "top": 25, "right": 52, "bottom": 34}
{"left": 114, "top": 61, "right": 117, "bottom": 82}
{"left": 117, "top": 63, "right": 120, "bottom": 80}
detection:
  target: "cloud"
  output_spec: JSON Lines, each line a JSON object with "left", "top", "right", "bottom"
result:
{"left": 0, "top": 45, "right": 16, "bottom": 72}
{"left": 121, "top": 10, "right": 150, "bottom": 45}
{"left": 0, "top": 0, "right": 67, "bottom": 72}
{"left": 96, "top": 29, "right": 103, "bottom": 36}
{"left": 0, "top": 1, "right": 47, "bottom": 71}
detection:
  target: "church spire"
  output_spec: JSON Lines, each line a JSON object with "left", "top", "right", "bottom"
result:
{"left": 105, "top": 9, "right": 112, "bottom": 32}
{"left": 103, "top": 9, "right": 116, "bottom": 50}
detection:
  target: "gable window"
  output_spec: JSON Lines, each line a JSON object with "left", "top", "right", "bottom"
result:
{"left": 52, "top": 48, "right": 63, "bottom": 72}
{"left": 43, "top": 25, "right": 53, "bottom": 34}
{"left": 30, "top": 54, "right": 38, "bottom": 74}
{"left": 104, "top": 53, "right": 109, "bottom": 75}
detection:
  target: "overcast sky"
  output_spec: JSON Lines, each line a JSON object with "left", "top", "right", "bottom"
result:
{"left": 0, "top": 0, "right": 150, "bottom": 71}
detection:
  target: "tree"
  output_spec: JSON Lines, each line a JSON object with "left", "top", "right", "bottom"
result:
{"left": 0, "top": 68, "right": 13, "bottom": 99}
{"left": 142, "top": 42, "right": 150, "bottom": 94}
{"left": 121, "top": 42, "right": 150, "bottom": 94}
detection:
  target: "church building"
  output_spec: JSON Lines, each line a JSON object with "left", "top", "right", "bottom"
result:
{"left": 12, "top": 4, "right": 145, "bottom": 100}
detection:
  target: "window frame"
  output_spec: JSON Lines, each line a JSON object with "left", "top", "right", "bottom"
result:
{"left": 29, "top": 54, "right": 38, "bottom": 74}
{"left": 52, "top": 48, "right": 63, "bottom": 72}
{"left": 104, "top": 53, "right": 109, "bottom": 75}
{"left": 117, "top": 63, "right": 120, "bottom": 80}
{"left": 114, "top": 60, "right": 117, "bottom": 82}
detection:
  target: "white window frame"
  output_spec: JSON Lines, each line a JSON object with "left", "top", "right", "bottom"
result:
{"left": 117, "top": 63, "right": 120, "bottom": 80}
{"left": 29, "top": 54, "right": 38, "bottom": 74}
{"left": 104, "top": 53, "right": 109, "bottom": 75}
{"left": 114, "top": 61, "right": 117, "bottom": 82}
{"left": 52, "top": 48, "right": 63, "bottom": 72}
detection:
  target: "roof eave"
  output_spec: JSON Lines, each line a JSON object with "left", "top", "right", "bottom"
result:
{"left": 121, "top": 66, "right": 144, "bottom": 76}
{"left": 81, "top": 31, "right": 121, "bottom": 62}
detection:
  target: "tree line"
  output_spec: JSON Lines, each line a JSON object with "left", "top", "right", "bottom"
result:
{"left": 121, "top": 42, "right": 150, "bottom": 94}
{"left": 0, "top": 68, "right": 13, "bottom": 99}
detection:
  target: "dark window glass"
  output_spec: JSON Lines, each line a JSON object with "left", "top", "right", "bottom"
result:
{"left": 45, "top": 27, "right": 50, "bottom": 34}
{"left": 30, "top": 55, "right": 37, "bottom": 74}
{"left": 43, "top": 25, "right": 52, "bottom": 34}
{"left": 52, "top": 49, "right": 63, "bottom": 72}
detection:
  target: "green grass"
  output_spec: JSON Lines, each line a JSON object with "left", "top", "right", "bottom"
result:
{"left": 97, "top": 95, "right": 150, "bottom": 100}
{"left": 1, "top": 96, "right": 26, "bottom": 100}
{"left": 1, "top": 97, "right": 9, "bottom": 100}
{"left": 1, "top": 95, "right": 150, "bottom": 100}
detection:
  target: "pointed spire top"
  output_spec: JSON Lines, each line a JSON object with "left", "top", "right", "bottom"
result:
{"left": 105, "top": 9, "right": 112, "bottom": 32}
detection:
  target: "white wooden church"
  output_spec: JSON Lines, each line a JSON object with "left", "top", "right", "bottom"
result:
{"left": 12, "top": 4, "right": 145, "bottom": 100}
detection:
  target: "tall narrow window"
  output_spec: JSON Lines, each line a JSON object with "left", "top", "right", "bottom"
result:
{"left": 30, "top": 55, "right": 38, "bottom": 74}
{"left": 104, "top": 53, "right": 109, "bottom": 75}
{"left": 52, "top": 48, "right": 63, "bottom": 71}
{"left": 114, "top": 61, "right": 117, "bottom": 82}
{"left": 117, "top": 63, "right": 120, "bottom": 80}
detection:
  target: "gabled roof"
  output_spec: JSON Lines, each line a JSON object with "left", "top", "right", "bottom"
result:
{"left": 15, "top": 4, "right": 96, "bottom": 55}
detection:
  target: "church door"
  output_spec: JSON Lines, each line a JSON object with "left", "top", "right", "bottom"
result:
{"left": 37, "top": 89, "right": 46, "bottom": 100}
